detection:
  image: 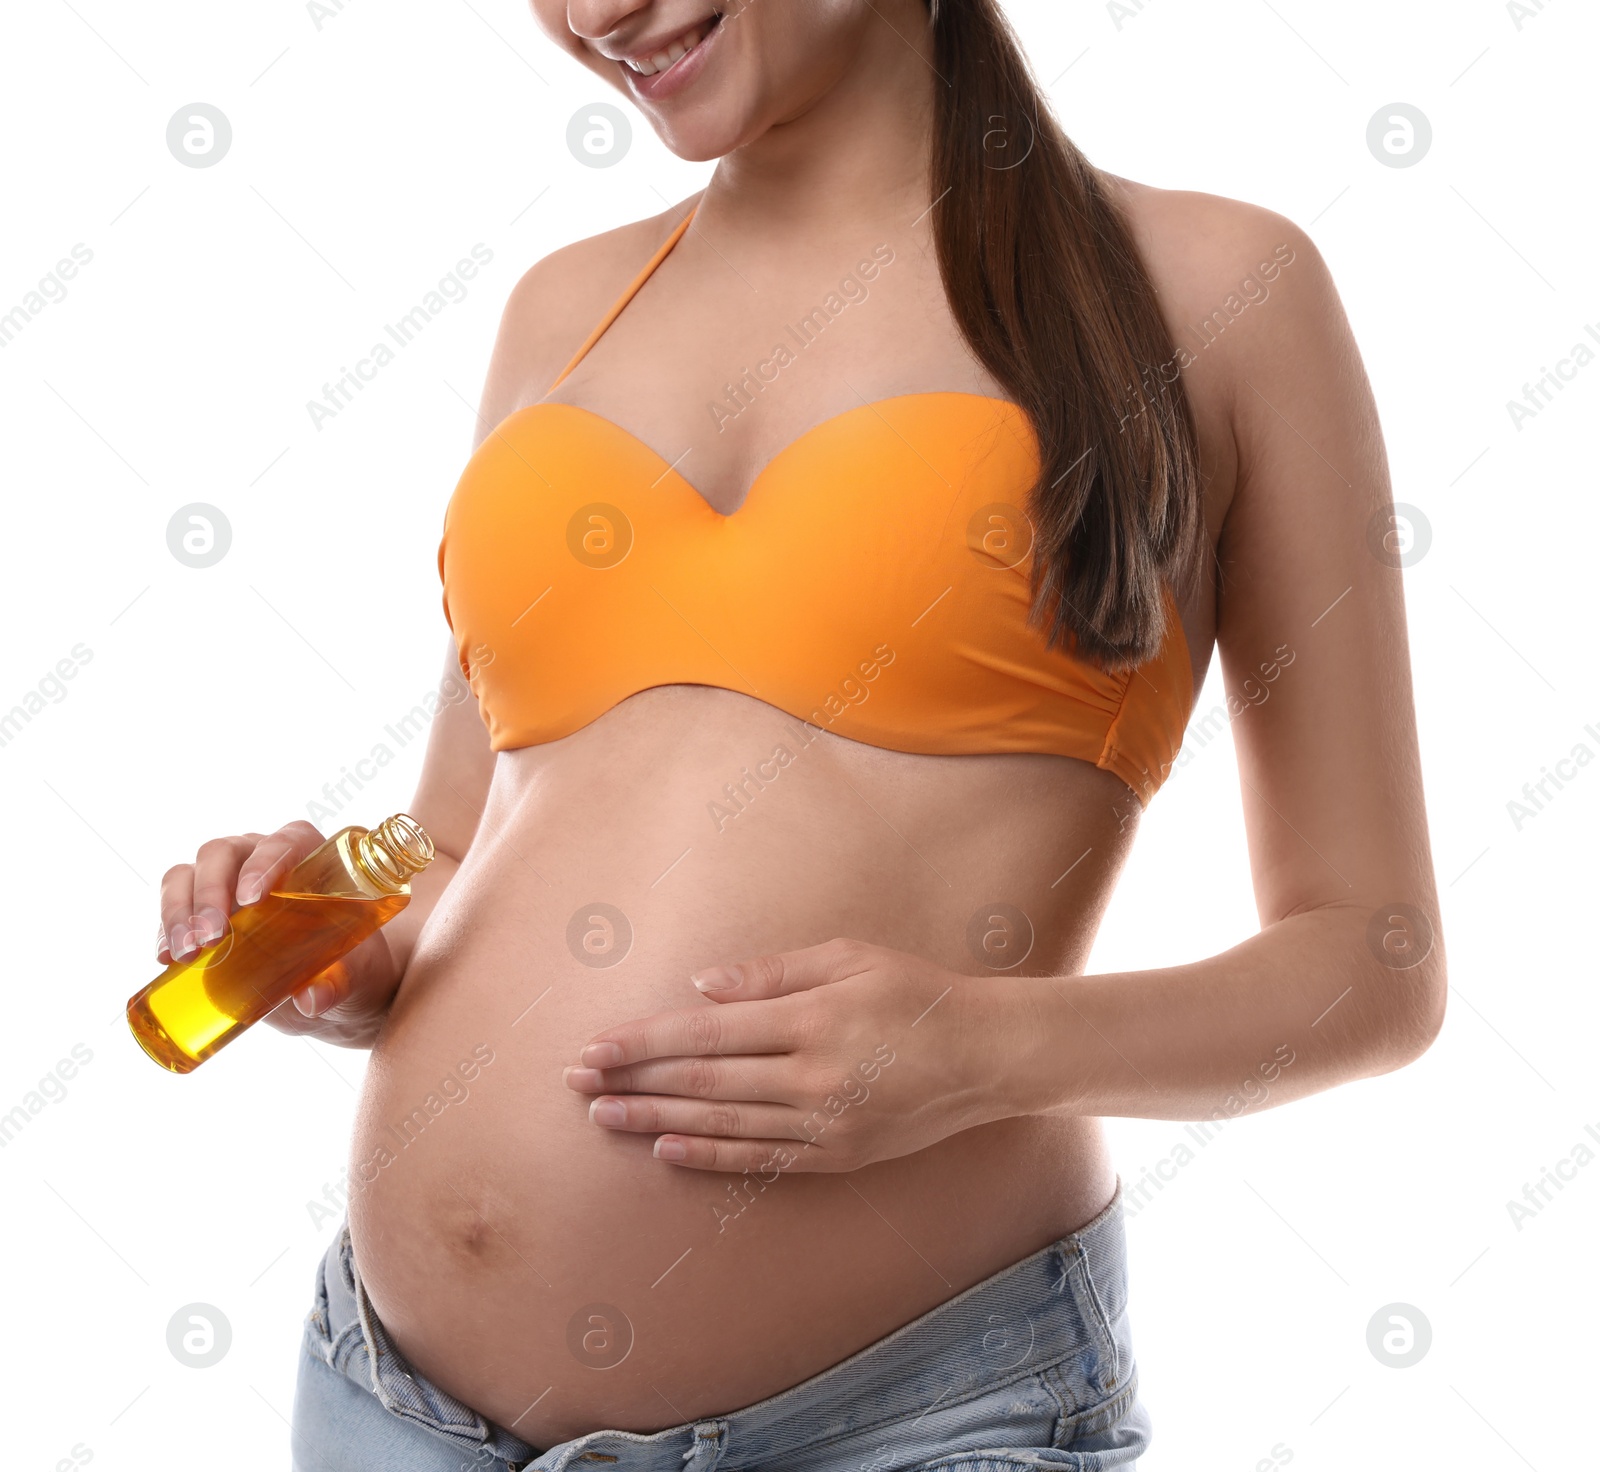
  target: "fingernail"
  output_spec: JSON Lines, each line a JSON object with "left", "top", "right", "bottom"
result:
{"left": 172, "top": 928, "right": 196, "bottom": 959}
{"left": 237, "top": 878, "right": 262, "bottom": 906}
{"left": 293, "top": 983, "right": 332, "bottom": 1018}
{"left": 589, "top": 1099, "right": 627, "bottom": 1127}
{"left": 194, "top": 906, "right": 228, "bottom": 945}
{"left": 653, "top": 1138, "right": 688, "bottom": 1161}
{"left": 564, "top": 1067, "right": 603, "bottom": 1090}
{"left": 691, "top": 967, "right": 739, "bottom": 992}
{"left": 580, "top": 1042, "right": 624, "bottom": 1068}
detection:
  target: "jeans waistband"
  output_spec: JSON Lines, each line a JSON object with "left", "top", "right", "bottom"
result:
{"left": 326, "top": 1180, "right": 1131, "bottom": 1471}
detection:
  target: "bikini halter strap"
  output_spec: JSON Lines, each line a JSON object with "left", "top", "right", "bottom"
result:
{"left": 546, "top": 207, "right": 698, "bottom": 393}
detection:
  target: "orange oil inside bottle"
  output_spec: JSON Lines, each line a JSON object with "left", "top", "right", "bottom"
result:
{"left": 127, "top": 887, "right": 408, "bottom": 1074}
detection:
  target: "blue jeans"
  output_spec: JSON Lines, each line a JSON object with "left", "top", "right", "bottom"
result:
{"left": 291, "top": 1182, "right": 1150, "bottom": 1471}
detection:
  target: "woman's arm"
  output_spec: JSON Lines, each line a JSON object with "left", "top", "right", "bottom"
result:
{"left": 364, "top": 639, "right": 496, "bottom": 985}
{"left": 274, "top": 212, "right": 701, "bottom": 1044}
{"left": 167, "top": 229, "right": 677, "bottom": 1049}
{"left": 255, "top": 639, "right": 495, "bottom": 1047}
{"left": 1000, "top": 206, "right": 1446, "bottom": 1120}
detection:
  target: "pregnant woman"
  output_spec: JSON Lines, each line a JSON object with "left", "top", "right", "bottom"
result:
{"left": 158, "top": 2, "right": 1444, "bottom": 1467}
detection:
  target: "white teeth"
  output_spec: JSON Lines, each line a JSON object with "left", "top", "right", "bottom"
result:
{"left": 627, "top": 25, "right": 703, "bottom": 79}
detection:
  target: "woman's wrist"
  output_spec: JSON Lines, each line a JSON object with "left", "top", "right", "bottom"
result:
{"left": 949, "top": 974, "right": 1085, "bottom": 1126}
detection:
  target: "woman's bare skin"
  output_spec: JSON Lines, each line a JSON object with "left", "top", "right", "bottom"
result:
{"left": 156, "top": 0, "right": 1443, "bottom": 1448}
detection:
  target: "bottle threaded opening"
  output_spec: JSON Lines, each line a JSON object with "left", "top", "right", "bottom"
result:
{"left": 355, "top": 814, "right": 436, "bottom": 891}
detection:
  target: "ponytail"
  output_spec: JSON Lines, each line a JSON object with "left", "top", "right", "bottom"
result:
{"left": 928, "top": 0, "right": 1204, "bottom": 669}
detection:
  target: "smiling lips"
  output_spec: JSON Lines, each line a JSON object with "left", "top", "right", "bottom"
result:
{"left": 619, "top": 19, "right": 715, "bottom": 77}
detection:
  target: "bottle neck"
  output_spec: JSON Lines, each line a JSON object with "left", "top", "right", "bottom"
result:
{"left": 351, "top": 814, "right": 436, "bottom": 895}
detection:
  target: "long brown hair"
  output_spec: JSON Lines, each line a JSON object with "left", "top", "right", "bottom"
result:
{"left": 928, "top": 0, "right": 1203, "bottom": 670}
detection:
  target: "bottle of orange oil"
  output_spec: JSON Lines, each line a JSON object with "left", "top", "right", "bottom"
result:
{"left": 126, "top": 814, "right": 435, "bottom": 1074}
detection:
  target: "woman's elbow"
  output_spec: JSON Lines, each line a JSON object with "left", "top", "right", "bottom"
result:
{"left": 1376, "top": 947, "right": 1448, "bottom": 1070}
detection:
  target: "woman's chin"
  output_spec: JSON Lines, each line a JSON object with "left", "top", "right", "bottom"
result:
{"left": 651, "top": 113, "right": 757, "bottom": 166}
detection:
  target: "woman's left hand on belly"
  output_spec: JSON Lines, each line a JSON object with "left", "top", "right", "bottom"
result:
{"left": 561, "top": 939, "right": 1029, "bottom": 1172}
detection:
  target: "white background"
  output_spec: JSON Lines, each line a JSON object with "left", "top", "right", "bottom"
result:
{"left": 1, "top": 1, "right": 1595, "bottom": 1468}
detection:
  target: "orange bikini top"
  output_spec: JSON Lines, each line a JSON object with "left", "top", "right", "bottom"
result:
{"left": 438, "top": 210, "right": 1193, "bottom": 805}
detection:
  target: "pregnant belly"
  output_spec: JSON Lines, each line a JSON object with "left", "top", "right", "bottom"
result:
{"left": 345, "top": 691, "right": 1127, "bottom": 1446}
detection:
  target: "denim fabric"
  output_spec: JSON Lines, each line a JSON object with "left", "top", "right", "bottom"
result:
{"left": 291, "top": 1181, "right": 1150, "bottom": 1472}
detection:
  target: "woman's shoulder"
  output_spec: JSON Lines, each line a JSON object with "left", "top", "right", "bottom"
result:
{"left": 1107, "top": 176, "right": 1321, "bottom": 299}
{"left": 1107, "top": 175, "right": 1349, "bottom": 428}
{"left": 478, "top": 196, "right": 702, "bottom": 423}
{"left": 1101, "top": 177, "right": 1357, "bottom": 541}
{"left": 1113, "top": 175, "right": 1356, "bottom": 378}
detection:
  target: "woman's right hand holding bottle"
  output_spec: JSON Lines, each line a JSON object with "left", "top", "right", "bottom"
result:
{"left": 157, "top": 820, "right": 404, "bottom": 1046}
